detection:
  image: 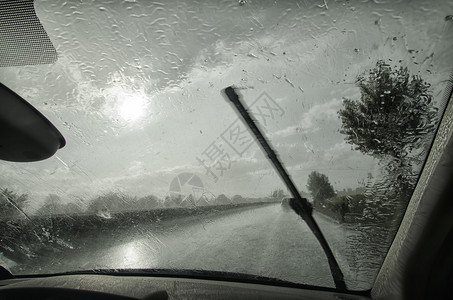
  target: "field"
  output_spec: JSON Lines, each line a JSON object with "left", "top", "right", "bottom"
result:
{"left": 314, "top": 194, "right": 366, "bottom": 223}
{"left": 0, "top": 202, "right": 276, "bottom": 264}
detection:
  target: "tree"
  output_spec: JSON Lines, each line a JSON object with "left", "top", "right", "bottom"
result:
{"left": 339, "top": 60, "right": 437, "bottom": 161}
{"left": 271, "top": 188, "right": 286, "bottom": 199}
{"left": 299, "top": 190, "right": 311, "bottom": 199}
{"left": 338, "top": 60, "right": 438, "bottom": 200}
{"left": 169, "top": 194, "right": 183, "bottom": 206}
{"left": 64, "top": 202, "right": 83, "bottom": 214}
{"left": 36, "top": 194, "right": 65, "bottom": 216}
{"left": 306, "top": 171, "right": 336, "bottom": 207}
{"left": 180, "top": 194, "right": 196, "bottom": 207}
{"left": 231, "top": 195, "right": 245, "bottom": 204}
{"left": 215, "top": 194, "right": 231, "bottom": 205}
{"left": 0, "top": 188, "right": 29, "bottom": 220}
{"left": 87, "top": 192, "right": 131, "bottom": 213}
{"left": 136, "top": 195, "right": 161, "bottom": 210}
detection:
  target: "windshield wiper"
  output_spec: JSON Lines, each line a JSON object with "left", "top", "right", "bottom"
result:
{"left": 223, "top": 87, "right": 347, "bottom": 291}
{"left": 17, "top": 268, "right": 357, "bottom": 294}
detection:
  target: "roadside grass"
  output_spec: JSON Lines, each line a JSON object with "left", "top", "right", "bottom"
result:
{"left": 0, "top": 202, "right": 276, "bottom": 264}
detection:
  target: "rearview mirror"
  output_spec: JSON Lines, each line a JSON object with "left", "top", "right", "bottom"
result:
{"left": 0, "top": 83, "right": 66, "bottom": 162}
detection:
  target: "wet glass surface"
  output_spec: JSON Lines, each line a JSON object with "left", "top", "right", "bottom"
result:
{"left": 0, "top": 0, "right": 452, "bottom": 291}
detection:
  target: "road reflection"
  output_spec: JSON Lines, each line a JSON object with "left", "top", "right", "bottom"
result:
{"left": 107, "top": 239, "right": 160, "bottom": 269}
{"left": 12, "top": 204, "right": 381, "bottom": 290}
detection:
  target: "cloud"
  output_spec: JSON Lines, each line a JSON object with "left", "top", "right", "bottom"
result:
{"left": 3, "top": 0, "right": 448, "bottom": 209}
{"left": 272, "top": 125, "right": 301, "bottom": 137}
{"left": 273, "top": 98, "right": 343, "bottom": 137}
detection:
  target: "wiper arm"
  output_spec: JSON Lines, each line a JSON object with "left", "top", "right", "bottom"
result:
{"left": 223, "top": 87, "right": 347, "bottom": 291}
{"left": 40, "top": 268, "right": 353, "bottom": 294}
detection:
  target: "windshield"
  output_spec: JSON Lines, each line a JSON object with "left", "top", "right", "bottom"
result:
{"left": 0, "top": 0, "right": 452, "bottom": 291}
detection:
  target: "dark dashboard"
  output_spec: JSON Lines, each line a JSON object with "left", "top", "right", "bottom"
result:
{"left": 0, "top": 273, "right": 370, "bottom": 300}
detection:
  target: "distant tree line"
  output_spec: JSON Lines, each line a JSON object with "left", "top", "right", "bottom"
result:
{"left": 0, "top": 188, "right": 283, "bottom": 218}
{"left": 0, "top": 188, "right": 29, "bottom": 220}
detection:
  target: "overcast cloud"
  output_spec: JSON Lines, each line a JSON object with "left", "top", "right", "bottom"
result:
{"left": 0, "top": 0, "right": 451, "bottom": 208}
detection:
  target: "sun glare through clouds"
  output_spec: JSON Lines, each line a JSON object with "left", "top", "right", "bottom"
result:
{"left": 118, "top": 93, "right": 148, "bottom": 122}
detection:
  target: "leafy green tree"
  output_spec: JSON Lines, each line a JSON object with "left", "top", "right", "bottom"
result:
{"left": 307, "top": 171, "right": 336, "bottom": 206}
{"left": 338, "top": 60, "right": 438, "bottom": 200}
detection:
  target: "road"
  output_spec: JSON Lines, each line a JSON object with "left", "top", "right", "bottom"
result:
{"left": 11, "top": 203, "right": 377, "bottom": 290}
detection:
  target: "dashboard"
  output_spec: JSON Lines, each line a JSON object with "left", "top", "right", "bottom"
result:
{"left": 0, "top": 274, "right": 370, "bottom": 300}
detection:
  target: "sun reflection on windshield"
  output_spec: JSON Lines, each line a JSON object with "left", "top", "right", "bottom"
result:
{"left": 110, "top": 240, "right": 159, "bottom": 269}
{"left": 118, "top": 94, "right": 147, "bottom": 123}
{"left": 123, "top": 242, "right": 141, "bottom": 266}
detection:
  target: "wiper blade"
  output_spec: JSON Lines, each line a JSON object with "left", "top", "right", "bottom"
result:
{"left": 37, "top": 268, "right": 296, "bottom": 285}
{"left": 0, "top": 265, "right": 14, "bottom": 280}
{"left": 19, "top": 268, "right": 354, "bottom": 294}
{"left": 223, "top": 87, "right": 347, "bottom": 291}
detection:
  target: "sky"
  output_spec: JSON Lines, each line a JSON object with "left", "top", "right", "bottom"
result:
{"left": 0, "top": 0, "right": 452, "bottom": 210}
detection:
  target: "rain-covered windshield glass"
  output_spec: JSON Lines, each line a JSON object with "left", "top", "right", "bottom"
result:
{"left": 0, "top": 0, "right": 452, "bottom": 291}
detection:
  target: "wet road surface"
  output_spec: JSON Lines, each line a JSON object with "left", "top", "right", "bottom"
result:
{"left": 10, "top": 203, "right": 378, "bottom": 290}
